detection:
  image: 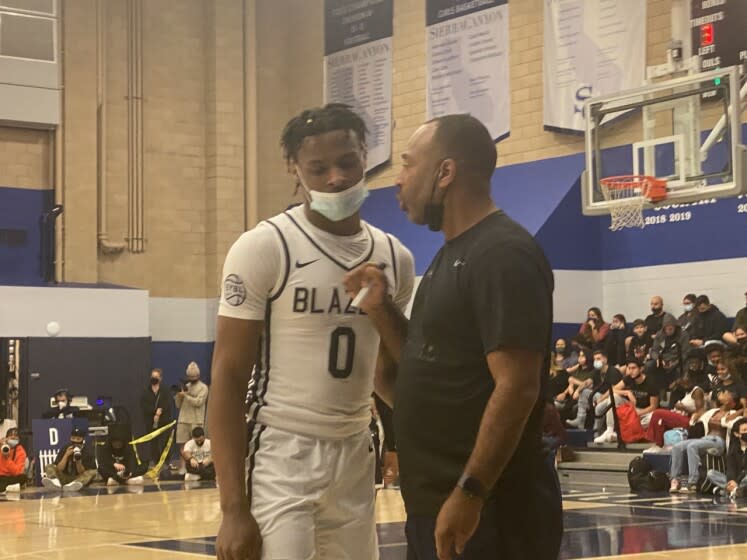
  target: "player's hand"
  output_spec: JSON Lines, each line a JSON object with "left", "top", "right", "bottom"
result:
{"left": 434, "top": 489, "right": 482, "bottom": 560}
{"left": 726, "top": 480, "right": 738, "bottom": 493}
{"left": 216, "top": 509, "right": 262, "bottom": 560}
{"left": 190, "top": 458, "right": 199, "bottom": 469}
{"left": 342, "top": 262, "right": 389, "bottom": 313}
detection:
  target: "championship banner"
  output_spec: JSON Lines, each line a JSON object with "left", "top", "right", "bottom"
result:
{"left": 543, "top": 0, "right": 646, "bottom": 133}
{"left": 324, "top": 0, "right": 393, "bottom": 172}
{"left": 426, "top": 0, "right": 510, "bottom": 142}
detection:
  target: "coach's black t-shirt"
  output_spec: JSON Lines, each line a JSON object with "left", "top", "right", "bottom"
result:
{"left": 623, "top": 375, "right": 658, "bottom": 409}
{"left": 393, "top": 210, "right": 555, "bottom": 516}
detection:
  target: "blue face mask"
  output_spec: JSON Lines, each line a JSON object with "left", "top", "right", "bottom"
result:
{"left": 297, "top": 168, "right": 369, "bottom": 222}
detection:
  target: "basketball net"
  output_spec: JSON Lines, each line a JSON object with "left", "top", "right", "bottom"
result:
{"left": 600, "top": 176, "right": 667, "bottom": 231}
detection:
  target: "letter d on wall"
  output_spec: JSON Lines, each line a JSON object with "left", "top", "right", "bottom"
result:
{"left": 49, "top": 428, "right": 59, "bottom": 446}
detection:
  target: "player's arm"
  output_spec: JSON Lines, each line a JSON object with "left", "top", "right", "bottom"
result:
{"left": 374, "top": 345, "right": 398, "bottom": 407}
{"left": 208, "top": 316, "right": 262, "bottom": 513}
{"left": 210, "top": 225, "right": 282, "bottom": 560}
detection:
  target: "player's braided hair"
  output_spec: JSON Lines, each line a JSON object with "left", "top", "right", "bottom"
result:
{"left": 280, "top": 103, "right": 367, "bottom": 164}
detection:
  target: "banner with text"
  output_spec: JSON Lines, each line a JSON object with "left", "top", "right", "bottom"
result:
{"left": 543, "top": 0, "right": 646, "bottom": 133}
{"left": 426, "top": 0, "right": 510, "bottom": 142}
{"left": 324, "top": 0, "right": 393, "bottom": 172}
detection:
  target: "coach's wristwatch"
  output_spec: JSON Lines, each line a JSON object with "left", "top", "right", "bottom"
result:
{"left": 457, "top": 473, "right": 488, "bottom": 501}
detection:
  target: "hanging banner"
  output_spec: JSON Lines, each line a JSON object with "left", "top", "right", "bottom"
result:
{"left": 543, "top": 0, "right": 646, "bottom": 133}
{"left": 324, "top": 0, "right": 393, "bottom": 172}
{"left": 426, "top": 0, "right": 510, "bottom": 142}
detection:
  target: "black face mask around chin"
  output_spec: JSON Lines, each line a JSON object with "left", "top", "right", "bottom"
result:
{"left": 424, "top": 164, "right": 446, "bottom": 232}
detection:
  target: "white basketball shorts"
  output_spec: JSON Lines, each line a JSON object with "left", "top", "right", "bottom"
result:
{"left": 247, "top": 422, "right": 378, "bottom": 560}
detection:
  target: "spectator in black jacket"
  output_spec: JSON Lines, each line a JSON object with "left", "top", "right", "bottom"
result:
{"left": 707, "top": 418, "right": 747, "bottom": 498}
{"left": 646, "top": 315, "right": 690, "bottom": 390}
{"left": 645, "top": 296, "right": 676, "bottom": 342}
{"left": 98, "top": 424, "right": 147, "bottom": 486}
{"left": 724, "top": 291, "right": 747, "bottom": 345}
{"left": 690, "top": 295, "right": 730, "bottom": 348}
{"left": 139, "top": 368, "right": 174, "bottom": 466}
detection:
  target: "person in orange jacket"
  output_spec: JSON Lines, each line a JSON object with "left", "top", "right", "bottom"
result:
{"left": 0, "top": 428, "right": 27, "bottom": 493}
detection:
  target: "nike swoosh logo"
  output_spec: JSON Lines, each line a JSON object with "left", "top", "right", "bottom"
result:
{"left": 296, "top": 259, "right": 319, "bottom": 269}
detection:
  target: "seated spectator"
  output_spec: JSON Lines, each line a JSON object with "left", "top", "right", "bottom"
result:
{"left": 724, "top": 326, "right": 747, "bottom": 351}
{"left": 725, "top": 328, "right": 747, "bottom": 381}
{"left": 553, "top": 338, "right": 578, "bottom": 370}
{"left": 565, "top": 349, "right": 623, "bottom": 430}
{"left": 594, "top": 359, "right": 660, "bottom": 444}
{"left": 678, "top": 293, "right": 699, "bottom": 334}
{"left": 0, "top": 428, "right": 26, "bottom": 493}
{"left": 42, "top": 428, "right": 97, "bottom": 492}
{"left": 729, "top": 290, "right": 747, "bottom": 334}
{"left": 577, "top": 307, "right": 610, "bottom": 349}
{"left": 669, "top": 389, "right": 740, "bottom": 493}
{"left": 645, "top": 296, "right": 676, "bottom": 342}
{"left": 674, "top": 351, "right": 712, "bottom": 401}
{"left": 645, "top": 372, "right": 707, "bottom": 450}
{"left": 547, "top": 360, "right": 570, "bottom": 414}
{"left": 0, "top": 415, "right": 17, "bottom": 440}
{"left": 542, "top": 402, "right": 568, "bottom": 462}
{"left": 705, "top": 343, "right": 725, "bottom": 384}
{"left": 183, "top": 427, "right": 214, "bottom": 482}
{"left": 606, "top": 314, "right": 630, "bottom": 367}
{"left": 98, "top": 425, "right": 147, "bottom": 486}
{"left": 709, "top": 361, "right": 747, "bottom": 412}
{"left": 565, "top": 348, "right": 596, "bottom": 401}
{"left": 690, "top": 295, "right": 730, "bottom": 348}
{"left": 708, "top": 418, "right": 747, "bottom": 499}
{"left": 646, "top": 315, "right": 690, "bottom": 390}
{"left": 41, "top": 389, "right": 79, "bottom": 419}
{"left": 626, "top": 319, "right": 652, "bottom": 360}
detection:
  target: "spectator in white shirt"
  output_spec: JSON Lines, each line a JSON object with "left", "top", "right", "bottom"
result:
{"left": 182, "top": 427, "right": 214, "bottom": 481}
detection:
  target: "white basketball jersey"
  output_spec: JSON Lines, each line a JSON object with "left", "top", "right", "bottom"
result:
{"left": 247, "top": 208, "right": 406, "bottom": 439}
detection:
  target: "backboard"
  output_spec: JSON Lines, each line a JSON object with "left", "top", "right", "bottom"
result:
{"left": 582, "top": 65, "right": 746, "bottom": 216}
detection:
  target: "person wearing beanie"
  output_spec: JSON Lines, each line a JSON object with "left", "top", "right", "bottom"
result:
{"left": 175, "top": 361, "right": 209, "bottom": 474}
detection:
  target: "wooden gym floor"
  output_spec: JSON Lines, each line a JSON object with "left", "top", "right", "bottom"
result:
{"left": 2, "top": 480, "right": 747, "bottom": 559}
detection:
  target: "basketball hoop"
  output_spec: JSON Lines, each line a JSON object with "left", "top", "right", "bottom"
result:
{"left": 599, "top": 175, "right": 667, "bottom": 231}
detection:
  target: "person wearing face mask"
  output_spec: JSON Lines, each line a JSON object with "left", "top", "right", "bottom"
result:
{"left": 139, "top": 367, "right": 174, "bottom": 467}
{"left": 577, "top": 307, "right": 610, "bottom": 349}
{"left": 708, "top": 418, "right": 747, "bottom": 499}
{"left": 552, "top": 338, "right": 577, "bottom": 370}
{"left": 0, "top": 428, "right": 26, "bottom": 493}
{"left": 678, "top": 293, "right": 698, "bottom": 333}
{"left": 644, "top": 296, "right": 676, "bottom": 342}
{"left": 183, "top": 427, "right": 214, "bottom": 481}
{"left": 41, "top": 389, "right": 79, "bottom": 419}
{"left": 567, "top": 350, "right": 623, "bottom": 434}
{"left": 344, "top": 115, "right": 562, "bottom": 560}
{"left": 42, "top": 427, "right": 97, "bottom": 491}
{"left": 97, "top": 424, "right": 147, "bottom": 486}
{"left": 175, "top": 362, "right": 209, "bottom": 474}
{"left": 209, "top": 104, "right": 415, "bottom": 560}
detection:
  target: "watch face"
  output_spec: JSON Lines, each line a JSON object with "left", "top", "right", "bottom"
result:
{"left": 459, "top": 475, "right": 486, "bottom": 499}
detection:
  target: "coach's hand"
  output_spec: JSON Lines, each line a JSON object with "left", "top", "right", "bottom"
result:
{"left": 343, "top": 262, "right": 389, "bottom": 313}
{"left": 434, "top": 489, "right": 482, "bottom": 560}
{"left": 216, "top": 509, "right": 262, "bottom": 560}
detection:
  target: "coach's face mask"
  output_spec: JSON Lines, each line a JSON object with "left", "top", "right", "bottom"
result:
{"left": 297, "top": 167, "right": 368, "bottom": 222}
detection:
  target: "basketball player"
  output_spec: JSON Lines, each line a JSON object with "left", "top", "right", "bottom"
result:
{"left": 345, "top": 115, "right": 563, "bottom": 559}
{"left": 208, "top": 104, "right": 414, "bottom": 560}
